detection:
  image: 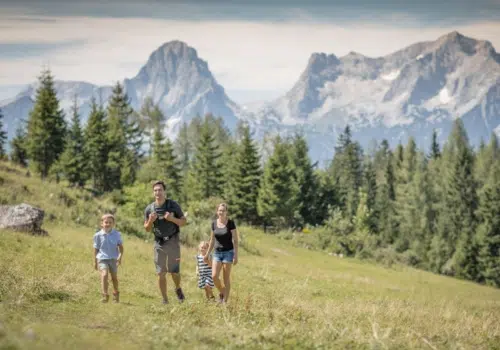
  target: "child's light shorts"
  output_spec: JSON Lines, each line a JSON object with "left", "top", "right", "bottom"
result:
{"left": 98, "top": 259, "right": 118, "bottom": 274}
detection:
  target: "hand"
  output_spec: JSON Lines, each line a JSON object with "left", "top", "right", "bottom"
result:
{"left": 149, "top": 212, "right": 158, "bottom": 222}
{"left": 233, "top": 255, "right": 238, "bottom": 266}
{"left": 117, "top": 257, "right": 122, "bottom": 266}
{"left": 164, "top": 211, "right": 172, "bottom": 221}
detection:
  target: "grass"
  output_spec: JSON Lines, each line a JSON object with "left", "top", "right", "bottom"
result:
{"left": 1, "top": 162, "right": 500, "bottom": 349}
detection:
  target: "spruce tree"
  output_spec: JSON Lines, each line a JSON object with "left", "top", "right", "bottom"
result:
{"left": 106, "top": 82, "right": 133, "bottom": 190}
{"left": 289, "top": 132, "right": 318, "bottom": 226}
{"left": 227, "top": 123, "right": 261, "bottom": 224}
{"left": 0, "top": 108, "right": 6, "bottom": 159}
{"left": 59, "top": 96, "right": 87, "bottom": 187}
{"left": 411, "top": 153, "right": 436, "bottom": 267}
{"left": 190, "top": 116, "right": 223, "bottom": 200}
{"left": 475, "top": 132, "right": 499, "bottom": 189}
{"left": 428, "top": 129, "right": 441, "bottom": 160}
{"left": 363, "top": 158, "right": 378, "bottom": 232}
{"left": 10, "top": 124, "right": 28, "bottom": 167}
{"left": 257, "top": 135, "right": 298, "bottom": 228}
{"left": 429, "top": 119, "right": 478, "bottom": 277}
{"left": 330, "top": 125, "right": 363, "bottom": 218}
{"left": 315, "top": 169, "right": 338, "bottom": 225}
{"left": 476, "top": 161, "right": 500, "bottom": 287}
{"left": 394, "top": 137, "right": 418, "bottom": 252}
{"left": 373, "top": 150, "right": 398, "bottom": 245}
{"left": 26, "top": 69, "right": 67, "bottom": 178}
{"left": 84, "top": 98, "right": 108, "bottom": 193}
{"left": 175, "top": 122, "right": 192, "bottom": 203}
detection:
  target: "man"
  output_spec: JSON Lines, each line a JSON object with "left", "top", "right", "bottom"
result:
{"left": 144, "top": 180, "right": 187, "bottom": 304}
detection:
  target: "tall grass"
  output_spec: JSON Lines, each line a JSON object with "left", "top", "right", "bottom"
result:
{"left": 1, "top": 161, "right": 500, "bottom": 349}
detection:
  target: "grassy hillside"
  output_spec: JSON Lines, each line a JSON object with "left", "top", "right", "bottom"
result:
{"left": 1, "top": 162, "right": 500, "bottom": 349}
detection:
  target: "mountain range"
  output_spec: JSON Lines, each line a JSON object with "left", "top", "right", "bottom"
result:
{"left": 1, "top": 31, "right": 499, "bottom": 164}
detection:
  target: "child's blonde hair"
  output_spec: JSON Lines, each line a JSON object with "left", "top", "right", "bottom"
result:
{"left": 101, "top": 213, "right": 115, "bottom": 223}
{"left": 198, "top": 240, "right": 208, "bottom": 251}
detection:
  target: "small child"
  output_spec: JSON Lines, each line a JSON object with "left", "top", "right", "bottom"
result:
{"left": 93, "top": 214, "right": 124, "bottom": 303}
{"left": 196, "top": 241, "right": 215, "bottom": 301}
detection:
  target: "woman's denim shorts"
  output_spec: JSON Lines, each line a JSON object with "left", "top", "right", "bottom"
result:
{"left": 213, "top": 249, "right": 234, "bottom": 263}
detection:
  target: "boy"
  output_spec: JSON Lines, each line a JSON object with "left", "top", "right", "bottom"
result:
{"left": 93, "top": 214, "right": 123, "bottom": 303}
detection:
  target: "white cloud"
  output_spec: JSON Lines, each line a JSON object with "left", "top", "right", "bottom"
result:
{"left": 0, "top": 15, "right": 499, "bottom": 96}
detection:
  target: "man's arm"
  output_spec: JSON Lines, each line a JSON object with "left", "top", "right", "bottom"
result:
{"left": 144, "top": 206, "right": 157, "bottom": 232}
{"left": 165, "top": 202, "right": 187, "bottom": 227}
{"left": 166, "top": 215, "right": 186, "bottom": 227}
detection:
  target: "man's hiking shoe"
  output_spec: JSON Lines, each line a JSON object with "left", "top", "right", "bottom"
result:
{"left": 112, "top": 291, "right": 120, "bottom": 303}
{"left": 101, "top": 294, "right": 109, "bottom": 303}
{"left": 175, "top": 288, "right": 185, "bottom": 303}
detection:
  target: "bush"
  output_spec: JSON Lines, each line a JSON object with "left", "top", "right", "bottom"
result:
{"left": 186, "top": 197, "right": 225, "bottom": 221}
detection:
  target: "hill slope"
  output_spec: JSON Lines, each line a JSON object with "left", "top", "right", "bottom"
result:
{"left": 0, "top": 161, "right": 499, "bottom": 349}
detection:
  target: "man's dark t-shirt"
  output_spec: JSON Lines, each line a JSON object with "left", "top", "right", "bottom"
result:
{"left": 211, "top": 219, "right": 236, "bottom": 252}
{"left": 144, "top": 200, "right": 184, "bottom": 240}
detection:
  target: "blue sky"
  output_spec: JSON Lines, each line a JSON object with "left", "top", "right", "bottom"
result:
{"left": 0, "top": 0, "right": 499, "bottom": 103}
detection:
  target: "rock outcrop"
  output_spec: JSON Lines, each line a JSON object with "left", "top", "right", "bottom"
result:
{"left": 0, "top": 203, "right": 48, "bottom": 236}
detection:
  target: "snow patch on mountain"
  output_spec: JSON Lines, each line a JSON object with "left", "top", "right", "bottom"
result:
{"left": 439, "top": 88, "right": 452, "bottom": 104}
{"left": 381, "top": 70, "right": 400, "bottom": 81}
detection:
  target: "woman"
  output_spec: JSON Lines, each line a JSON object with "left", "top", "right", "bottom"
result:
{"left": 204, "top": 203, "right": 239, "bottom": 303}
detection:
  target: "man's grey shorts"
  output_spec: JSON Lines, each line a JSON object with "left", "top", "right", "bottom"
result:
{"left": 98, "top": 259, "right": 118, "bottom": 274}
{"left": 154, "top": 234, "right": 181, "bottom": 274}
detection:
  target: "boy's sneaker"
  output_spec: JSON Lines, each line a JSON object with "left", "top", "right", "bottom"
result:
{"left": 175, "top": 288, "right": 185, "bottom": 303}
{"left": 101, "top": 294, "right": 109, "bottom": 303}
{"left": 112, "top": 291, "right": 120, "bottom": 303}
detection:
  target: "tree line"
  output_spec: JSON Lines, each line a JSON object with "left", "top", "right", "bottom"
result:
{"left": 0, "top": 69, "right": 499, "bottom": 288}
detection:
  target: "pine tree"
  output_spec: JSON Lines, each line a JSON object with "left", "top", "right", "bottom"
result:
{"left": 330, "top": 125, "right": 363, "bottom": 218}
{"left": 227, "top": 123, "right": 262, "bottom": 224}
{"left": 175, "top": 122, "right": 192, "bottom": 203}
{"left": 373, "top": 150, "right": 398, "bottom": 245}
{"left": 162, "top": 138, "right": 183, "bottom": 199}
{"left": 0, "top": 108, "right": 7, "bottom": 159}
{"left": 394, "top": 137, "right": 418, "bottom": 252}
{"left": 257, "top": 135, "right": 299, "bottom": 228}
{"left": 363, "top": 158, "right": 378, "bottom": 232}
{"left": 429, "top": 119, "right": 478, "bottom": 278}
{"left": 10, "top": 124, "right": 28, "bottom": 167}
{"left": 123, "top": 110, "right": 144, "bottom": 186}
{"left": 475, "top": 132, "right": 499, "bottom": 189}
{"left": 106, "top": 82, "right": 133, "bottom": 190}
{"left": 26, "top": 69, "right": 67, "bottom": 178}
{"left": 190, "top": 116, "right": 223, "bottom": 200}
{"left": 59, "top": 96, "right": 87, "bottom": 187}
{"left": 289, "top": 132, "right": 318, "bottom": 226}
{"left": 411, "top": 153, "right": 436, "bottom": 267}
{"left": 84, "top": 98, "right": 109, "bottom": 192}
{"left": 476, "top": 161, "right": 500, "bottom": 287}
{"left": 315, "top": 169, "right": 338, "bottom": 225}
{"left": 428, "top": 129, "right": 441, "bottom": 160}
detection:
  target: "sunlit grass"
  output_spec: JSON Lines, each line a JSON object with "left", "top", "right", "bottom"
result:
{"left": 1, "top": 161, "right": 500, "bottom": 349}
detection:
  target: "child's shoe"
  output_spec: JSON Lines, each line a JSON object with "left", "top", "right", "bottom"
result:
{"left": 112, "top": 291, "right": 120, "bottom": 303}
{"left": 101, "top": 293, "right": 109, "bottom": 303}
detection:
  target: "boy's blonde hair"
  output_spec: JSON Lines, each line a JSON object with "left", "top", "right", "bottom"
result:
{"left": 101, "top": 213, "right": 115, "bottom": 223}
